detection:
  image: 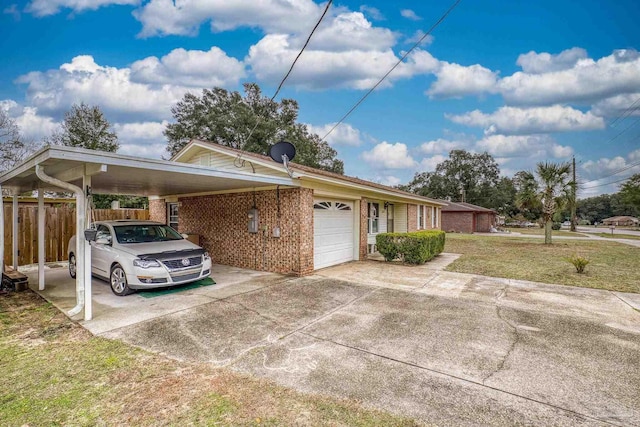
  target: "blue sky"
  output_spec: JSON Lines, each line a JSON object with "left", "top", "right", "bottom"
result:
{"left": 2, "top": 0, "right": 640, "bottom": 197}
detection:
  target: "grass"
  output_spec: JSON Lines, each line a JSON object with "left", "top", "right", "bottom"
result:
{"left": 504, "top": 227, "right": 585, "bottom": 237}
{"left": 444, "top": 233, "right": 640, "bottom": 293}
{"left": 0, "top": 291, "right": 421, "bottom": 427}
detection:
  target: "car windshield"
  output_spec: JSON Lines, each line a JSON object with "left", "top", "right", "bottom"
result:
{"left": 113, "top": 224, "right": 183, "bottom": 244}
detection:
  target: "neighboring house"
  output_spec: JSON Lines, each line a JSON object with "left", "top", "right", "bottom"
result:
{"left": 440, "top": 201, "right": 497, "bottom": 233}
{"left": 601, "top": 216, "right": 639, "bottom": 226}
{"left": 148, "top": 139, "right": 445, "bottom": 275}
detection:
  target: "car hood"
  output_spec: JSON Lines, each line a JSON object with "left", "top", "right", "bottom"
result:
{"left": 115, "top": 239, "right": 201, "bottom": 257}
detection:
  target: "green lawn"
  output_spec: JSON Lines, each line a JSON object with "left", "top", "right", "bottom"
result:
{"left": 444, "top": 233, "right": 640, "bottom": 293}
{"left": 0, "top": 292, "right": 420, "bottom": 427}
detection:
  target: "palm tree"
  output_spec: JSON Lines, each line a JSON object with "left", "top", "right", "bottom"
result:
{"left": 516, "top": 162, "right": 572, "bottom": 244}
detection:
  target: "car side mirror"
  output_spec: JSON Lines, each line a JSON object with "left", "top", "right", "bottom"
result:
{"left": 95, "top": 236, "right": 112, "bottom": 245}
{"left": 181, "top": 233, "right": 189, "bottom": 239}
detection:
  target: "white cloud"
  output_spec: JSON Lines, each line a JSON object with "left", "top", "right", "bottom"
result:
{"left": 550, "top": 144, "right": 574, "bottom": 158}
{"left": 359, "top": 5, "right": 384, "bottom": 21}
{"left": 427, "top": 62, "right": 499, "bottom": 98}
{"left": 591, "top": 92, "right": 640, "bottom": 118}
{"left": 419, "top": 154, "right": 447, "bottom": 171}
{"left": 16, "top": 55, "right": 193, "bottom": 120}
{"left": 379, "top": 175, "right": 402, "bottom": 186}
{"left": 361, "top": 141, "right": 416, "bottom": 169}
{"left": 499, "top": 49, "right": 640, "bottom": 105}
{"left": 406, "top": 30, "right": 434, "bottom": 45}
{"left": 301, "top": 12, "right": 397, "bottom": 52}
{"left": 26, "top": 0, "right": 138, "bottom": 17}
{"left": 133, "top": 0, "right": 321, "bottom": 37}
{"left": 447, "top": 105, "right": 605, "bottom": 135}
{"left": 400, "top": 9, "right": 421, "bottom": 21}
{"left": 113, "top": 120, "right": 167, "bottom": 141}
{"left": 3, "top": 4, "right": 21, "bottom": 20}
{"left": 13, "top": 107, "right": 60, "bottom": 141}
{"left": 246, "top": 35, "right": 437, "bottom": 90}
{"left": 516, "top": 47, "right": 588, "bottom": 74}
{"left": 475, "top": 134, "right": 554, "bottom": 158}
{"left": 307, "top": 122, "right": 363, "bottom": 146}
{"left": 579, "top": 153, "right": 640, "bottom": 196}
{"left": 130, "top": 47, "right": 245, "bottom": 87}
{"left": 419, "top": 138, "right": 461, "bottom": 155}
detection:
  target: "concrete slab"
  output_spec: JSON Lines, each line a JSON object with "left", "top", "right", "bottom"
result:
{"left": 234, "top": 333, "right": 604, "bottom": 427}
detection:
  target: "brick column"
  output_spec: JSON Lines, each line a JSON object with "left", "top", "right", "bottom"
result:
{"left": 149, "top": 199, "right": 166, "bottom": 223}
{"left": 297, "top": 188, "right": 314, "bottom": 275}
{"left": 360, "top": 198, "right": 368, "bottom": 260}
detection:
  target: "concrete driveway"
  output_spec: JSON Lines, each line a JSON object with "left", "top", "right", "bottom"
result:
{"left": 73, "top": 257, "right": 640, "bottom": 427}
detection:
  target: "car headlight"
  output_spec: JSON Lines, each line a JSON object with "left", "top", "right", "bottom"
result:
{"left": 203, "top": 251, "right": 211, "bottom": 260}
{"left": 133, "top": 259, "right": 161, "bottom": 268}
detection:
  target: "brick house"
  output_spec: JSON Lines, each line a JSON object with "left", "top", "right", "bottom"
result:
{"left": 149, "top": 139, "right": 445, "bottom": 276}
{"left": 440, "top": 201, "right": 497, "bottom": 233}
{"left": 601, "top": 216, "right": 639, "bottom": 226}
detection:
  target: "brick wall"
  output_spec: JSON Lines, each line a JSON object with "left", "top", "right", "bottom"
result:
{"left": 475, "top": 213, "right": 496, "bottom": 232}
{"left": 442, "top": 212, "right": 474, "bottom": 233}
{"left": 149, "top": 199, "right": 166, "bottom": 223}
{"left": 359, "top": 199, "right": 368, "bottom": 260}
{"left": 178, "top": 188, "right": 313, "bottom": 276}
{"left": 407, "top": 204, "right": 418, "bottom": 232}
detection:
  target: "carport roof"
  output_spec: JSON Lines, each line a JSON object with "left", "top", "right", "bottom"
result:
{"left": 0, "top": 146, "right": 298, "bottom": 196}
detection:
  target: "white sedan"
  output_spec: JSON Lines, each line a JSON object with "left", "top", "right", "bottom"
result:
{"left": 68, "top": 220, "right": 212, "bottom": 296}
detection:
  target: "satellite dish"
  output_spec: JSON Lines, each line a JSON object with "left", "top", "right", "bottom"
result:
{"left": 269, "top": 141, "right": 296, "bottom": 163}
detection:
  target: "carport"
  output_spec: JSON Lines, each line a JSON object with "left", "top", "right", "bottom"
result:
{"left": 0, "top": 145, "right": 297, "bottom": 321}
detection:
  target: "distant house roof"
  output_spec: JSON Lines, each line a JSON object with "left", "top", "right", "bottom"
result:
{"left": 602, "top": 216, "right": 639, "bottom": 222}
{"left": 440, "top": 201, "right": 496, "bottom": 213}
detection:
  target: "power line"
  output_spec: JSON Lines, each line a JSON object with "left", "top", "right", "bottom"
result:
{"left": 578, "top": 158, "right": 640, "bottom": 185}
{"left": 238, "top": 0, "right": 333, "bottom": 154}
{"left": 270, "top": 0, "right": 333, "bottom": 102}
{"left": 581, "top": 175, "right": 631, "bottom": 190}
{"left": 609, "top": 95, "right": 640, "bottom": 128}
{"left": 321, "top": 0, "right": 462, "bottom": 141}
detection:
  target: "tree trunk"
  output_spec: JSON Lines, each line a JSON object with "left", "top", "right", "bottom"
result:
{"left": 544, "top": 219, "right": 553, "bottom": 244}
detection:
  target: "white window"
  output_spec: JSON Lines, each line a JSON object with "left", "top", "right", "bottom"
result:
{"left": 368, "top": 202, "right": 379, "bottom": 234}
{"left": 168, "top": 202, "right": 179, "bottom": 229}
{"left": 417, "top": 204, "right": 423, "bottom": 229}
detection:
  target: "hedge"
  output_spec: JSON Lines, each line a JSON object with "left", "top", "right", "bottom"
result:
{"left": 376, "top": 230, "right": 446, "bottom": 265}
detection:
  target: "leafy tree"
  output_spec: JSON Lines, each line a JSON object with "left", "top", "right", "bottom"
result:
{"left": 619, "top": 174, "right": 640, "bottom": 211}
{"left": 165, "top": 83, "right": 344, "bottom": 174}
{"left": 401, "top": 150, "right": 500, "bottom": 206}
{"left": 516, "top": 162, "right": 572, "bottom": 244}
{"left": 46, "top": 103, "right": 118, "bottom": 152}
{"left": 0, "top": 109, "right": 39, "bottom": 171}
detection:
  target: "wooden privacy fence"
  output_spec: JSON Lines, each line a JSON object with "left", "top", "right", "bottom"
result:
{"left": 3, "top": 206, "right": 149, "bottom": 266}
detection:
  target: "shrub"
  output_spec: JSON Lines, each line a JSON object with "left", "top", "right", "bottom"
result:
{"left": 565, "top": 255, "right": 590, "bottom": 274}
{"left": 552, "top": 222, "right": 561, "bottom": 230}
{"left": 376, "top": 230, "right": 446, "bottom": 265}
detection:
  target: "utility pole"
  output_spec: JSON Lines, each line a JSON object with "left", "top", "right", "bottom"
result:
{"left": 570, "top": 156, "right": 577, "bottom": 232}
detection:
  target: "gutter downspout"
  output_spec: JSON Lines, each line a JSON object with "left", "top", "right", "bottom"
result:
{"left": 35, "top": 165, "right": 86, "bottom": 317}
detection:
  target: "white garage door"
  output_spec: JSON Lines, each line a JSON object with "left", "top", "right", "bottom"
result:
{"left": 313, "top": 199, "right": 354, "bottom": 270}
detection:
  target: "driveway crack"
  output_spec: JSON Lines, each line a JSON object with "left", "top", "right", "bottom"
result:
{"left": 483, "top": 282, "right": 520, "bottom": 385}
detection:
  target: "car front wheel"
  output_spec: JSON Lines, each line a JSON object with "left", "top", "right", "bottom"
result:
{"left": 110, "top": 264, "right": 133, "bottom": 296}
{"left": 69, "top": 254, "right": 76, "bottom": 279}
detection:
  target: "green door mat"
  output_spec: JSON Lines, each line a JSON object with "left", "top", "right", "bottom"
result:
{"left": 138, "top": 277, "right": 216, "bottom": 298}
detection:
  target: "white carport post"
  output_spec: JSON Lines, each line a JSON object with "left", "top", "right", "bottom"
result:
{"left": 38, "top": 190, "right": 45, "bottom": 290}
{"left": 12, "top": 194, "right": 18, "bottom": 270}
{"left": 82, "top": 172, "right": 92, "bottom": 321}
{"left": 35, "top": 165, "right": 87, "bottom": 319}
{"left": 0, "top": 184, "right": 4, "bottom": 277}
